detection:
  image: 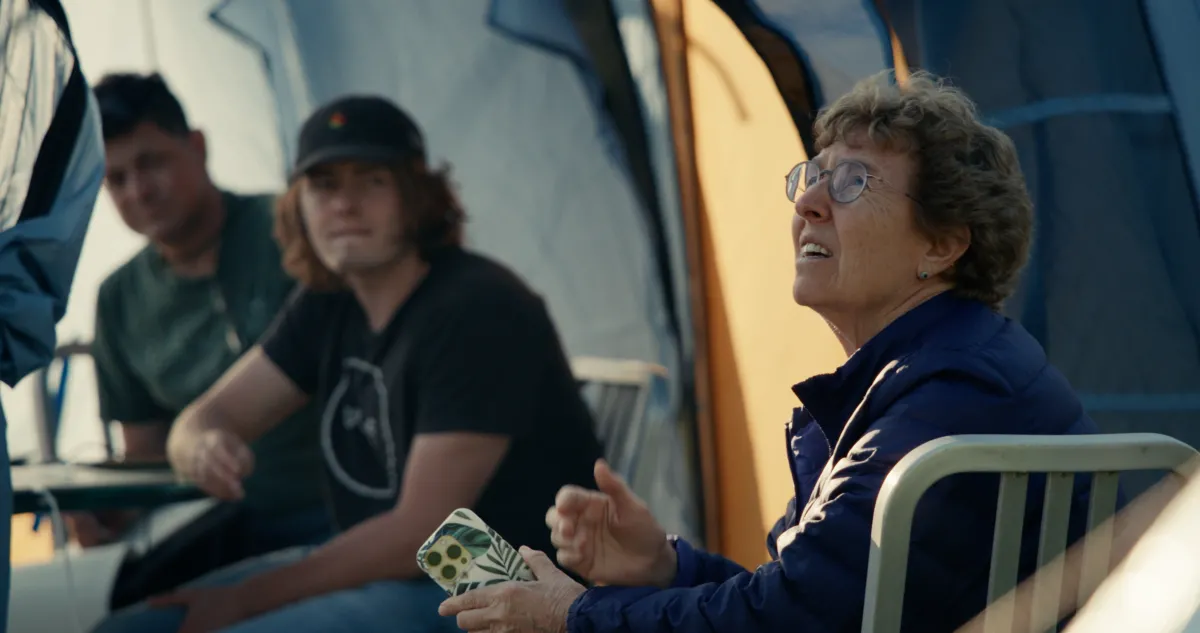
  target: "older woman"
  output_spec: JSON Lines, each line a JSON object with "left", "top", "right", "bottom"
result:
{"left": 440, "top": 71, "right": 1098, "bottom": 632}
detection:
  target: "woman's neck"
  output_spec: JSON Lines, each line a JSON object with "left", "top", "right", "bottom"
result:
{"left": 821, "top": 283, "right": 952, "bottom": 357}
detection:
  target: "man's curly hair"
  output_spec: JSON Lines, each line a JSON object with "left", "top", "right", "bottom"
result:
{"left": 814, "top": 70, "right": 1034, "bottom": 309}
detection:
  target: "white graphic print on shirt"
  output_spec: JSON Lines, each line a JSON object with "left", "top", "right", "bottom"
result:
{"left": 320, "top": 357, "right": 399, "bottom": 499}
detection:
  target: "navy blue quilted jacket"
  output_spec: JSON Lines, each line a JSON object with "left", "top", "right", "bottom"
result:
{"left": 567, "top": 293, "right": 1099, "bottom": 633}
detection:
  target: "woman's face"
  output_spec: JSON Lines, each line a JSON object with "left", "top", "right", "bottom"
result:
{"left": 790, "top": 139, "right": 937, "bottom": 316}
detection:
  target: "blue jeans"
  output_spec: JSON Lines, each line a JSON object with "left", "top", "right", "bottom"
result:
{"left": 92, "top": 547, "right": 459, "bottom": 633}
{"left": 109, "top": 504, "right": 334, "bottom": 612}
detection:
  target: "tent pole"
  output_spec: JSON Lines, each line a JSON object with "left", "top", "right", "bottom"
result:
{"left": 650, "top": 0, "right": 722, "bottom": 553}
{"left": 141, "top": 0, "right": 159, "bottom": 71}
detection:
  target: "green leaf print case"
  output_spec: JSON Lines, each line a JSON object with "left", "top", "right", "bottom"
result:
{"left": 417, "top": 508, "right": 535, "bottom": 596}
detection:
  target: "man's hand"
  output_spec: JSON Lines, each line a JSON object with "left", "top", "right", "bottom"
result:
{"left": 546, "top": 459, "right": 676, "bottom": 587}
{"left": 148, "top": 584, "right": 250, "bottom": 633}
{"left": 184, "top": 428, "right": 254, "bottom": 501}
{"left": 439, "top": 547, "right": 585, "bottom": 633}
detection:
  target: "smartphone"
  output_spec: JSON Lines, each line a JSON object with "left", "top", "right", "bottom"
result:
{"left": 417, "top": 508, "right": 535, "bottom": 596}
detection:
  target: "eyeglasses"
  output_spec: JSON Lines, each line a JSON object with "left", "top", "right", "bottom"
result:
{"left": 785, "top": 160, "right": 916, "bottom": 205}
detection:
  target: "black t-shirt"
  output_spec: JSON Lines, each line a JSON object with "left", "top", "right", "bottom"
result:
{"left": 260, "top": 247, "right": 601, "bottom": 555}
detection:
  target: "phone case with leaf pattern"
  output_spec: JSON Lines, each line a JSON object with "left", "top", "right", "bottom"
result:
{"left": 417, "top": 508, "right": 535, "bottom": 596}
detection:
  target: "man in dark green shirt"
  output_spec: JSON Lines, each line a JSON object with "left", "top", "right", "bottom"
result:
{"left": 77, "top": 73, "right": 329, "bottom": 559}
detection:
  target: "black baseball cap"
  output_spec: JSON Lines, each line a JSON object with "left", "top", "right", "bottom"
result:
{"left": 290, "top": 95, "right": 426, "bottom": 180}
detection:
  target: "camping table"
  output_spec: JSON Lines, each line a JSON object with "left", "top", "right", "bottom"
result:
{"left": 10, "top": 462, "right": 203, "bottom": 515}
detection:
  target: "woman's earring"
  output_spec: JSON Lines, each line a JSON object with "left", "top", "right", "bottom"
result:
{"left": 918, "top": 271, "right": 930, "bottom": 280}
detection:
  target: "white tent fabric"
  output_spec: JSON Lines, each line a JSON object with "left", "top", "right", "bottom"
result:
{"left": 211, "top": 0, "right": 675, "bottom": 365}
{"left": 209, "top": 0, "right": 702, "bottom": 539}
{"left": 5, "top": 0, "right": 704, "bottom": 542}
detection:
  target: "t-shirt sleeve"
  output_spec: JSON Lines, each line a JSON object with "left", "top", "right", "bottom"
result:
{"left": 92, "top": 281, "right": 172, "bottom": 423}
{"left": 259, "top": 286, "right": 331, "bottom": 394}
{"left": 413, "top": 284, "right": 551, "bottom": 438}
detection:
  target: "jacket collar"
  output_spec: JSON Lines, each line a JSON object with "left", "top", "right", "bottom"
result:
{"left": 791, "top": 292, "right": 978, "bottom": 442}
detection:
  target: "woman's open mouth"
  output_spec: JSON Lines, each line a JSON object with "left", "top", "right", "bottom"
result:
{"left": 798, "top": 242, "right": 832, "bottom": 260}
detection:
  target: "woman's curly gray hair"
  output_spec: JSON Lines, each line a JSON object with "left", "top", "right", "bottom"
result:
{"left": 814, "top": 70, "right": 1034, "bottom": 310}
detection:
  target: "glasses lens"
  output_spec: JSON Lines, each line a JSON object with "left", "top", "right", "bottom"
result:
{"left": 786, "top": 162, "right": 822, "bottom": 202}
{"left": 803, "top": 162, "right": 822, "bottom": 191}
{"left": 785, "top": 164, "right": 801, "bottom": 201}
{"left": 829, "top": 162, "right": 868, "bottom": 203}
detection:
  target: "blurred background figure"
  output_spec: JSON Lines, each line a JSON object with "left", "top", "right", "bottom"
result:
{"left": 72, "top": 70, "right": 330, "bottom": 576}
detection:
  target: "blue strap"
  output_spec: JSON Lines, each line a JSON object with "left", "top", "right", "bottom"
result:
{"left": 53, "top": 355, "right": 70, "bottom": 426}
{"left": 984, "top": 94, "right": 1172, "bottom": 128}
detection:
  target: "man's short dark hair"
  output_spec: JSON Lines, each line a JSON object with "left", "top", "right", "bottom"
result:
{"left": 93, "top": 72, "right": 190, "bottom": 142}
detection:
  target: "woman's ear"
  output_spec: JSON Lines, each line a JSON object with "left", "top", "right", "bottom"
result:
{"left": 922, "top": 225, "right": 971, "bottom": 276}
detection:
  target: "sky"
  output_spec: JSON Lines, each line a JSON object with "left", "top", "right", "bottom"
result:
{"left": 4, "top": 0, "right": 287, "bottom": 461}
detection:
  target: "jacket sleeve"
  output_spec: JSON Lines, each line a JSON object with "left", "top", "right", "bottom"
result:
{"left": 0, "top": 92, "right": 103, "bottom": 386}
{"left": 665, "top": 491, "right": 798, "bottom": 589}
{"left": 566, "top": 415, "right": 946, "bottom": 633}
{"left": 668, "top": 537, "right": 749, "bottom": 588}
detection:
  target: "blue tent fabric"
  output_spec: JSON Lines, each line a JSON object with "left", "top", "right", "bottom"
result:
{"left": 741, "top": 0, "right": 893, "bottom": 109}
{"left": 206, "top": 0, "right": 317, "bottom": 172}
{"left": 209, "top": 0, "right": 704, "bottom": 542}
{"left": 488, "top": 0, "right": 596, "bottom": 87}
{"left": 1143, "top": 0, "right": 1200, "bottom": 201}
{"left": 1, "top": 0, "right": 103, "bottom": 627}
{"left": 875, "top": 0, "right": 1200, "bottom": 494}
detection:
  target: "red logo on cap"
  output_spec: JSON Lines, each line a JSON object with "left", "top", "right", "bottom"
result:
{"left": 329, "top": 112, "right": 346, "bottom": 129}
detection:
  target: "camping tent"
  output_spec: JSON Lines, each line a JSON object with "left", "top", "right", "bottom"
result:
{"left": 6, "top": 0, "right": 1200, "bottom": 585}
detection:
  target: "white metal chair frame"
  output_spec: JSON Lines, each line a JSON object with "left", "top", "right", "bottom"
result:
{"left": 862, "top": 433, "right": 1199, "bottom": 633}
{"left": 570, "top": 356, "right": 668, "bottom": 481}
